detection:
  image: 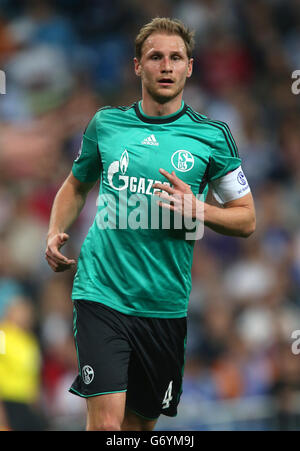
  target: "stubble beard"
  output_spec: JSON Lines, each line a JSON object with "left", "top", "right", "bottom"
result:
{"left": 145, "top": 82, "right": 184, "bottom": 105}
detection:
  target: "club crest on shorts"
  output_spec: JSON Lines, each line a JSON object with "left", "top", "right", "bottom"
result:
{"left": 171, "top": 150, "right": 194, "bottom": 172}
{"left": 82, "top": 365, "right": 94, "bottom": 384}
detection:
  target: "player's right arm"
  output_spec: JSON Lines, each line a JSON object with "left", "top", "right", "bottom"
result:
{"left": 46, "top": 113, "right": 101, "bottom": 272}
{"left": 45, "top": 172, "right": 96, "bottom": 272}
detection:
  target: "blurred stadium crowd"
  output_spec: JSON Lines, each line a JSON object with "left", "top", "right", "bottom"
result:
{"left": 1, "top": 0, "right": 300, "bottom": 431}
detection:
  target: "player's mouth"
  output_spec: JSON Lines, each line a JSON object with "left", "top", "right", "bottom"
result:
{"left": 157, "top": 78, "right": 175, "bottom": 86}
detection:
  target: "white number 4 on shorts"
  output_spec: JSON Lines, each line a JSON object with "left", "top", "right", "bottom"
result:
{"left": 162, "top": 380, "right": 173, "bottom": 409}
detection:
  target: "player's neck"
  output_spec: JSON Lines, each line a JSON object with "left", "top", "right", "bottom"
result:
{"left": 141, "top": 95, "right": 183, "bottom": 117}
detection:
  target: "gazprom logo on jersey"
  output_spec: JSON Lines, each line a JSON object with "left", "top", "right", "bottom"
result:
{"left": 171, "top": 150, "right": 194, "bottom": 172}
{"left": 107, "top": 150, "right": 171, "bottom": 194}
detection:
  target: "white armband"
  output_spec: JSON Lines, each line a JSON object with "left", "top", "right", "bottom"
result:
{"left": 209, "top": 166, "right": 251, "bottom": 204}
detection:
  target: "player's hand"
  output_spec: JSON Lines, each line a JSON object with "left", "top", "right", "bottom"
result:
{"left": 45, "top": 233, "right": 76, "bottom": 272}
{"left": 153, "top": 168, "right": 202, "bottom": 219}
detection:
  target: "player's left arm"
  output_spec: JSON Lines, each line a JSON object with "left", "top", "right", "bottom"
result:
{"left": 202, "top": 191, "right": 255, "bottom": 237}
{"left": 153, "top": 168, "right": 256, "bottom": 238}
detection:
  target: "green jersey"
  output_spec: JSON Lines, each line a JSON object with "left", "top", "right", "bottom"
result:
{"left": 71, "top": 101, "right": 241, "bottom": 318}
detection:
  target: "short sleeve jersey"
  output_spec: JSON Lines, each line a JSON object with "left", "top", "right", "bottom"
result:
{"left": 71, "top": 101, "right": 242, "bottom": 318}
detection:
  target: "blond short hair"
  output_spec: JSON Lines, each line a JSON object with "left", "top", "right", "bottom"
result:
{"left": 135, "top": 17, "right": 195, "bottom": 60}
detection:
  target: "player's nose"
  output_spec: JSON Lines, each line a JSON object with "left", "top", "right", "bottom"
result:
{"left": 161, "top": 57, "right": 173, "bottom": 72}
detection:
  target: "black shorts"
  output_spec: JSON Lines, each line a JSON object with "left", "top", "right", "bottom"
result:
{"left": 69, "top": 299, "right": 187, "bottom": 419}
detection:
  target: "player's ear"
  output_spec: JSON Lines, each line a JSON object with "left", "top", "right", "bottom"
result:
{"left": 187, "top": 58, "right": 194, "bottom": 78}
{"left": 134, "top": 57, "right": 142, "bottom": 77}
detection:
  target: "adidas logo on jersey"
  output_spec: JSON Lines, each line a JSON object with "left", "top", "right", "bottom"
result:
{"left": 141, "top": 134, "right": 159, "bottom": 146}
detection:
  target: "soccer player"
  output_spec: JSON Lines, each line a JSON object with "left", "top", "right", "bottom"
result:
{"left": 45, "top": 18, "right": 255, "bottom": 431}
